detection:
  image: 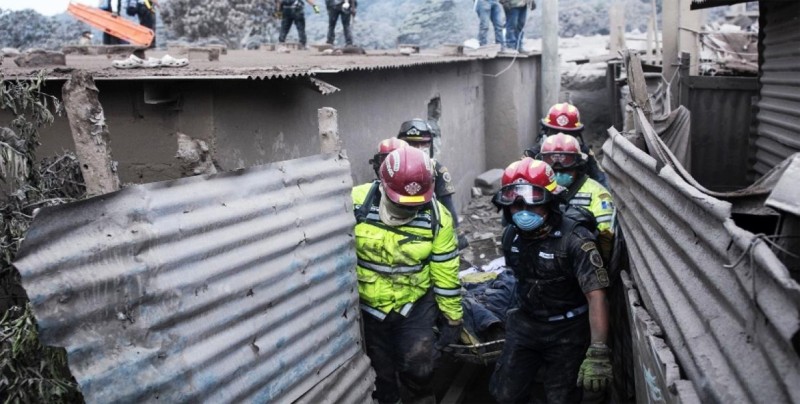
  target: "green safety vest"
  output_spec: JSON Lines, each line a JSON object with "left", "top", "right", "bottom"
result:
{"left": 352, "top": 182, "right": 462, "bottom": 322}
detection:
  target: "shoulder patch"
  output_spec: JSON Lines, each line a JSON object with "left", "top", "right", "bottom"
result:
{"left": 590, "top": 249, "right": 604, "bottom": 268}
{"left": 581, "top": 241, "right": 597, "bottom": 252}
{"left": 599, "top": 193, "right": 612, "bottom": 200}
{"left": 595, "top": 267, "right": 609, "bottom": 286}
{"left": 442, "top": 171, "right": 452, "bottom": 183}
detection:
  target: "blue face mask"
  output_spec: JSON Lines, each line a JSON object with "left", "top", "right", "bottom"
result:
{"left": 512, "top": 210, "right": 545, "bottom": 232}
{"left": 554, "top": 172, "right": 574, "bottom": 187}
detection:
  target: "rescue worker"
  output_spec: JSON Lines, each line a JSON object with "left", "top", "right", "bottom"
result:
{"left": 368, "top": 137, "right": 408, "bottom": 178}
{"left": 525, "top": 102, "right": 609, "bottom": 189}
{"left": 353, "top": 146, "right": 462, "bottom": 404}
{"left": 538, "top": 133, "right": 615, "bottom": 263}
{"left": 326, "top": 0, "right": 356, "bottom": 47}
{"left": 100, "top": 0, "right": 122, "bottom": 44}
{"left": 136, "top": 0, "right": 158, "bottom": 48}
{"left": 396, "top": 119, "right": 459, "bottom": 227}
{"left": 277, "top": 0, "right": 320, "bottom": 50}
{"left": 489, "top": 158, "right": 612, "bottom": 403}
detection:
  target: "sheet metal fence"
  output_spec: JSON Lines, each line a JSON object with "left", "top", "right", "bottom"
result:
{"left": 602, "top": 118, "right": 800, "bottom": 403}
{"left": 13, "top": 153, "right": 375, "bottom": 403}
{"left": 756, "top": 1, "right": 800, "bottom": 177}
{"left": 679, "top": 75, "right": 759, "bottom": 190}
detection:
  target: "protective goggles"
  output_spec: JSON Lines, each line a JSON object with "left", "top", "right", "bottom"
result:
{"left": 540, "top": 152, "right": 580, "bottom": 169}
{"left": 494, "top": 183, "right": 551, "bottom": 206}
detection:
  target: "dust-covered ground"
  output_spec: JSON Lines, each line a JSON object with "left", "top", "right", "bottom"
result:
{"left": 458, "top": 194, "right": 505, "bottom": 269}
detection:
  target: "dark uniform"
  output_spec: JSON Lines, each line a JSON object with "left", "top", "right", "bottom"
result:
{"left": 433, "top": 159, "right": 460, "bottom": 228}
{"left": 325, "top": 0, "right": 355, "bottom": 46}
{"left": 490, "top": 213, "right": 610, "bottom": 403}
{"left": 279, "top": 0, "right": 308, "bottom": 47}
{"left": 136, "top": 0, "right": 156, "bottom": 48}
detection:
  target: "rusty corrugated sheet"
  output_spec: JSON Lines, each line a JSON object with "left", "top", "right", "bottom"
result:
{"left": 602, "top": 123, "right": 800, "bottom": 402}
{"left": 13, "top": 154, "right": 376, "bottom": 403}
{"left": 756, "top": 1, "right": 800, "bottom": 176}
{"left": 684, "top": 76, "right": 758, "bottom": 190}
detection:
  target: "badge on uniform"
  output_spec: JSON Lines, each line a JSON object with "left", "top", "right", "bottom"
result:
{"left": 601, "top": 201, "right": 610, "bottom": 210}
{"left": 589, "top": 249, "right": 604, "bottom": 268}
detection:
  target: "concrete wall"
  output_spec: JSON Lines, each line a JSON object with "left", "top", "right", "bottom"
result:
{"left": 10, "top": 57, "right": 542, "bottom": 214}
{"left": 483, "top": 55, "right": 541, "bottom": 171}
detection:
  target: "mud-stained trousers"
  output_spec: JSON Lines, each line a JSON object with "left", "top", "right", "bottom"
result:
{"left": 490, "top": 308, "right": 590, "bottom": 404}
{"left": 363, "top": 290, "right": 437, "bottom": 404}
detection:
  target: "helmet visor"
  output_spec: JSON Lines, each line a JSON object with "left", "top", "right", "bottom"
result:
{"left": 541, "top": 152, "right": 579, "bottom": 169}
{"left": 495, "top": 184, "right": 550, "bottom": 206}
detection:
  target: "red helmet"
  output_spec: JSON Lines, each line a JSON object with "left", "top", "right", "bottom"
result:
{"left": 379, "top": 146, "right": 434, "bottom": 206}
{"left": 369, "top": 138, "right": 409, "bottom": 176}
{"left": 495, "top": 158, "right": 559, "bottom": 206}
{"left": 541, "top": 103, "right": 583, "bottom": 132}
{"left": 539, "top": 133, "right": 587, "bottom": 169}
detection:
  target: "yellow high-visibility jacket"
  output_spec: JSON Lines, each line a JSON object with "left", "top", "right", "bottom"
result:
{"left": 352, "top": 182, "right": 462, "bottom": 322}
{"left": 569, "top": 176, "right": 615, "bottom": 260}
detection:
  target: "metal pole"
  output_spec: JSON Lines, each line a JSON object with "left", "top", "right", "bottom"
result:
{"left": 541, "top": 0, "right": 559, "bottom": 116}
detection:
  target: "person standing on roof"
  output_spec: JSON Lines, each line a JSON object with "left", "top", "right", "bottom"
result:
{"left": 326, "top": 0, "right": 357, "bottom": 47}
{"left": 525, "top": 102, "right": 610, "bottom": 189}
{"left": 277, "top": 0, "right": 320, "bottom": 50}
{"left": 501, "top": 0, "right": 535, "bottom": 53}
{"left": 537, "top": 133, "right": 615, "bottom": 262}
{"left": 489, "top": 158, "right": 612, "bottom": 403}
{"left": 134, "top": 0, "right": 158, "bottom": 48}
{"left": 475, "top": 0, "right": 505, "bottom": 47}
{"left": 353, "top": 146, "right": 462, "bottom": 404}
{"left": 100, "top": 0, "right": 122, "bottom": 44}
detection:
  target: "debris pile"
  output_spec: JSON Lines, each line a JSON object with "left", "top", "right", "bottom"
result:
{"left": 459, "top": 193, "right": 505, "bottom": 269}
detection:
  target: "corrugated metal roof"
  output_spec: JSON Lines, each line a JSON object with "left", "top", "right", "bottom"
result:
{"left": 691, "top": 0, "right": 750, "bottom": 10}
{"left": 13, "top": 153, "right": 376, "bottom": 403}
{"left": 602, "top": 113, "right": 800, "bottom": 402}
{"left": 756, "top": 1, "right": 800, "bottom": 176}
{"left": 0, "top": 50, "right": 493, "bottom": 81}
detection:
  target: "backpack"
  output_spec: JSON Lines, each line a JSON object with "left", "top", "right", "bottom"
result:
{"left": 125, "top": 0, "right": 138, "bottom": 16}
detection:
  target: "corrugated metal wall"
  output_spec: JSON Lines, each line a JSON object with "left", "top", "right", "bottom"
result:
{"left": 602, "top": 123, "right": 800, "bottom": 403}
{"left": 620, "top": 271, "right": 700, "bottom": 404}
{"left": 683, "top": 76, "right": 759, "bottom": 190}
{"left": 756, "top": 1, "right": 800, "bottom": 176}
{"left": 13, "top": 154, "right": 375, "bottom": 403}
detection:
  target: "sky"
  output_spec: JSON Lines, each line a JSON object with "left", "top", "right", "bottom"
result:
{"left": 0, "top": 0, "right": 96, "bottom": 16}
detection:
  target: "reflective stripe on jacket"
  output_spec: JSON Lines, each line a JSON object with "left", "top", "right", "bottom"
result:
{"left": 568, "top": 177, "right": 614, "bottom": 233}
{"left": 352, "top": 182, "right": 462, "bottom": 322}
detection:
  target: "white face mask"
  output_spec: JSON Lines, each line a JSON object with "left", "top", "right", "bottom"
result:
{"left": 378, "top": 197, "right": 418, "bottom": 226}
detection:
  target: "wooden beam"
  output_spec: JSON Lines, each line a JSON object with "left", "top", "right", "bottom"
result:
{"left": 62, "top": 70, "right": 120, "bottom": 196}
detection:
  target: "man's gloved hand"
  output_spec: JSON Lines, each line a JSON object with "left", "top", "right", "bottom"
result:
{"left": 435, "top": 319, "right": 462, "bottom": 351}
{"left": 312, "top": 5, "right": 320, "bottom": 13}
{"left": 577, "top": 343, "right": 613, "bottom": 392}
{"left": 529, "top": 0, "right": 537, "bottom": 11}
{"left": 273, "top": 10, "right": 283, "bottom": 19}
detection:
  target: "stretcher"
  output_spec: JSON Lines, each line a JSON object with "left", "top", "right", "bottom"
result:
{"left": 67, "top": 2, "right": 154, "bottom": 47}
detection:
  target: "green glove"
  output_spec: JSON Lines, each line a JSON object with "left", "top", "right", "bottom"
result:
{"left": 577, "top": 343, "right": 613, "bottom": 392}
{"left": 312, "top": 4, "right": 320, "bottom": 13}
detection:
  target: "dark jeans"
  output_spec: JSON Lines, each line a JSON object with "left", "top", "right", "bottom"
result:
{"left": 326, "top": 6, "right": 353, "bottom": 46}
{"left": 279, "top": 7, "right": 307, "bottom": 46}
{"left": 137, "top": 8, "right": 156, "bottom": 48}
{"left": 490, "top": 308, "right": 590, "bottom": 404}
{"left": 504, "top": 6, "right": 527, "bottom": 50}
{"left": 363, "top": 291, "right": 437, "bottom": 404}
